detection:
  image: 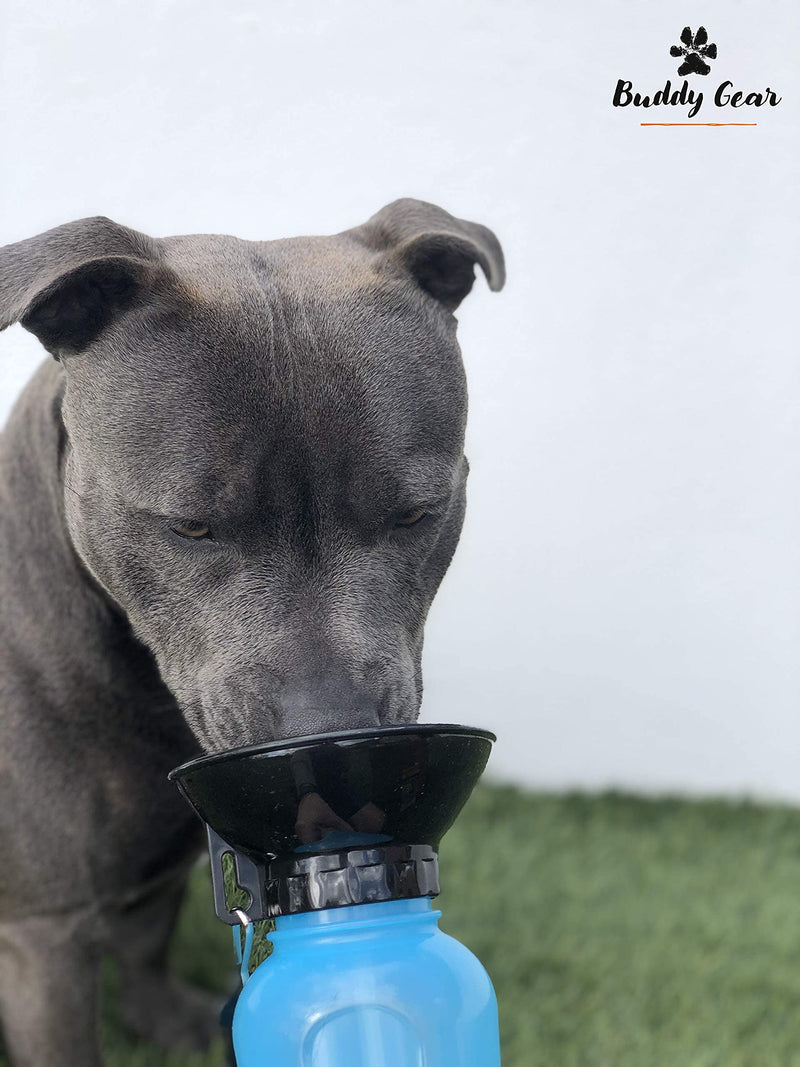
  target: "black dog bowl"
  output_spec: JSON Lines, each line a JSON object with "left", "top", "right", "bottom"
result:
{"left": 170, "top": 724, "right": 495, "bottom": 919}
{"left": 170, "top": 723, "right": 495, "bottom": 862}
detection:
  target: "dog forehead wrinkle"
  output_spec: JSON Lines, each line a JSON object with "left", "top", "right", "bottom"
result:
{"left": 62, "top": 236, "right": 468, "bottom": 527}
{"left": 251, "top": 234, "right": 387, "bottom": 295}
{"left": 67, "top": 378, "right": 459, "bottom": 531}
{"left": 157, "top": 232, "right": 385, "bottom": 310}
{"left": 83, "top": 252, "right": 462, "bottom": 424}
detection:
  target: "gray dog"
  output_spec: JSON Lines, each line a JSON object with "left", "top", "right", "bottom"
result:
{"left": 0, "top": 199, "right": 504, "bottom": 1065}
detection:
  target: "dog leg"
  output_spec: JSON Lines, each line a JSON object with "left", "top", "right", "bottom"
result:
{"left": 109, "top": 867, "right": 224, "bottom": 1053}
{"left": 0, "top": 909, "right": 103, "bottom": 1067}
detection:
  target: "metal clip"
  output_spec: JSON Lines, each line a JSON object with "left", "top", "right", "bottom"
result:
{"left": 232, "top": 907, "right": 254, "bottom": 987}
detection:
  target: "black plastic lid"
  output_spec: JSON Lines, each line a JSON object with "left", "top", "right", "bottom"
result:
{"left": 170, "top": 724, "right": 494, "bottom": 920}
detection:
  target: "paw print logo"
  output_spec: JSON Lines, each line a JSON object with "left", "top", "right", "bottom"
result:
{"left": 669, "top": 26, "right": 718, "bottom": 76}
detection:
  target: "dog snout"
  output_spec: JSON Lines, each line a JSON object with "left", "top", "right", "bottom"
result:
{"left": 188, "top": 655, "right": 415, "bottom": 751}
{"left": 273, "top": 669, "right": 384, "bottom": 740}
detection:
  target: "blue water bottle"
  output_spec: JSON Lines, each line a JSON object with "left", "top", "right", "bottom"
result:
{"left": 171, "top": 723, "right": 501, "bottom": 1066}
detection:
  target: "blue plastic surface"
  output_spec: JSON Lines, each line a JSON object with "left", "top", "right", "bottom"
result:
{"left": 232, "top": 897, "right": 501, "bottom": 1066}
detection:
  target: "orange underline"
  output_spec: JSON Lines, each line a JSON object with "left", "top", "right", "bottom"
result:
{"left": 641, "top": 122, "right": 757, "bottom": 126}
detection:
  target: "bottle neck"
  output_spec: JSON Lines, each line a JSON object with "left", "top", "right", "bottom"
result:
{"left": 266, "top": 843, "right": 440, "bottom": 918}
{"left": 274, "top": 896, "right": 439, "bottom": 934}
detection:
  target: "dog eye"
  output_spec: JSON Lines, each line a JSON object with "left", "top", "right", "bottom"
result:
{"left": 395, "top": 508, "right": 429, "bottom": 528}
{"left": 171, "top": 522, "right": 212, "bottom": 540}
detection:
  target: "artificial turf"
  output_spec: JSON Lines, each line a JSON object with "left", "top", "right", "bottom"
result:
{"left": 8, "top": 785, "right": 800, "bottom": 1065}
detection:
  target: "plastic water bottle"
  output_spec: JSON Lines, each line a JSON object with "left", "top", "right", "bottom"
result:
{"left": 170, "top": 723, "right": 502, "bottom": 1066}
{"left": 234, "top": 896, "right": 500, "bottom": 1065}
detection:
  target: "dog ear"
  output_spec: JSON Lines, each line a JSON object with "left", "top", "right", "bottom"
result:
{"left": 349, "top": 198, "right": 505, "bottom": 311}
{"left": 0, "top": 216, "right": 169, "bottom": 358}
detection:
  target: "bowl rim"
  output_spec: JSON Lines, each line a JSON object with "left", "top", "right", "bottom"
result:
{"left": 169, "top": 722, "right": 496, "bottom": 781}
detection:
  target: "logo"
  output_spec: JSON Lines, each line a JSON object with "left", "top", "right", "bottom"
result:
{"left": 613, "top": 26, "right": 782, "bottom": 125}
{"left": 669, "top": 26, "right": 717, "bottom": 76}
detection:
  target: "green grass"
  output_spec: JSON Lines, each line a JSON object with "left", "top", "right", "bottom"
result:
{"left": 9, "top": 786, "right": 800, "bottom": 1065}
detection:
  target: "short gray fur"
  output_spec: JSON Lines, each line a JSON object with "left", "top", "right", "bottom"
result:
{"left": 0, "top": 199, "right": 504, "bottom": 1065}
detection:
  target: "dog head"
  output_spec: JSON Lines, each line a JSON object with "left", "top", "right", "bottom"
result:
{"left": 0, "top": 200, "right": 504, "bottom": 750}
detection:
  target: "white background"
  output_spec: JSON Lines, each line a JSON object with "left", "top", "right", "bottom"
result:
{"left": 1, "top": 1, "right": 798, "bottom": 798}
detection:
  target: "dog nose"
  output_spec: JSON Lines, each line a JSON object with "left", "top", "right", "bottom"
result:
{"left": 273, "top": 671, "right": 383, "bottom": 740}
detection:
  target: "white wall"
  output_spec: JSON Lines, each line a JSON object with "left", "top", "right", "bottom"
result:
{"left": 1, "top": 0, "right": 798, "bottom": 798}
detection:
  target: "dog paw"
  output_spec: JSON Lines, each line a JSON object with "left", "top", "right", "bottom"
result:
{"left": 120, "top": 973, "right": 225, "bottom": 1053}
{"left": 669, "top": 26, "right": 718, "bottom": 76}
